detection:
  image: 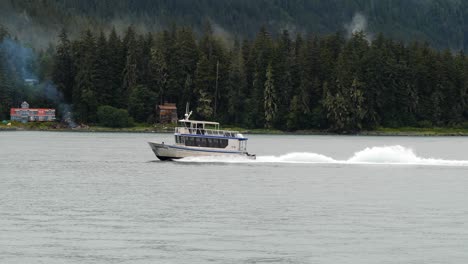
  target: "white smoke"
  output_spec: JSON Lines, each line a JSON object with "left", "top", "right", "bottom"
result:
{"left": 345, "top": 12, "right": 372, "bottom": 41}
{"left": 211, "top": 21, "right": 235, "bottom": 47}
{"left": 0, "top": 37, "right": 77, "bottom": 127}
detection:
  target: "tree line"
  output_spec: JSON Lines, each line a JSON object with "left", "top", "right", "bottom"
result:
{"left": 3, "top": 0, "right": 468, "bottom": 51}
{"left": 1, "top": 23, "right": 468, "bottom": 131}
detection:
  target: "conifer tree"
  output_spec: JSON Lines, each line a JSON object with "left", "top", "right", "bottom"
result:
{"left": 0, "top": 47, "right": 13, "bottom": 120}
{"left": 160, "top": 29, "right": 179, "bottom": 104}
{"left": 264, "top": 63, "right": 277, "bottom": 128}
{"left": 194, "top": 55, "right": 214, "bottom": 119}
{"left": 128, "top": 84, "right": 156, "bottom": 122}
{"left": 52, "top": 28, "right": 75, "bottom": 103}
{"left": 227, "top": 48, "right": 246, "bottom": 124}
{"left": 175, "top": 27, "right": 199, "bottom": 109}
{"left": 107, "top": 27, "right": 124, "bottom": 107}
{"left": 94, "top": 31, "right": 112, "bottom": 106}
{"left": 73, "top": 29, "right": 98, "bottom": 122}
{"left": 149, "top": 48, "right": 168, "bottom": 104}
{"left": 122, "top": 34, "right": 138, "bottom": 108}
{"left": 247, "top": 26, "right": 273, "bottom": 127}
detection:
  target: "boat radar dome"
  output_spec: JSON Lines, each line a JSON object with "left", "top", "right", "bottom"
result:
{"left": 184, "top": 111, "right": 192, "bottom": 120}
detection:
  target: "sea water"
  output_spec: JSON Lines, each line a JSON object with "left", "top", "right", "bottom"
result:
{"left": 1, "top": 132, "right": 467, "bottom": 263}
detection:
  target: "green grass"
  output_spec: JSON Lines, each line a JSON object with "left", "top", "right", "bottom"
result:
{"left": 366, "top": 126, "right": 468, "bottom": 136}
{"left": 3, "top": 121, "right": 468, "bottom": 136}
{"left": 0, "top": 120, "right": 181, "bottom": 132}
{"left": 0, "top": 121, "right": 58, "bottom": 130}
{"left": 222, "top": 126, "right": 285, "bottom": 134}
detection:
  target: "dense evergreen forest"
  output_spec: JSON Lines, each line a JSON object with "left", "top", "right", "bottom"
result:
{"left": 1, "top": 20, "right": 468, "bottom": 131}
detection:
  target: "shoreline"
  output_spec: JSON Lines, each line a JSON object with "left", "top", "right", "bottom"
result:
{"left": 2, "top": 125, "right": 468, "bottom": 136}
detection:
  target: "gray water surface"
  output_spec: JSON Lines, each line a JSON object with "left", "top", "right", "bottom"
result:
{"left": 1, "top": 132, "right": 468, "bottom": 263}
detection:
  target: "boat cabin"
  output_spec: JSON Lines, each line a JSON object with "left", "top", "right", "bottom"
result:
{"left": 174, "top": 120, "right": 248, "bottom": 151}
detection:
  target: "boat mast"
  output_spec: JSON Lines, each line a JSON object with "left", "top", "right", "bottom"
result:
{"left": 184, "top": 102, "right": 192, "bottom": 121}
{"left": 214, "top": 60, "right": 219, "bottom": 118}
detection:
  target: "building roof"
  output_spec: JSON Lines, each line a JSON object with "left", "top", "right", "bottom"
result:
{"left": 159, "top": 104, "right": 177, "bottom": 110}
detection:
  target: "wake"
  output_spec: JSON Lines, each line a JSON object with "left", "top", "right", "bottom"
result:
{"left": 177, "top": 145, "right": 468, "bottom": 166}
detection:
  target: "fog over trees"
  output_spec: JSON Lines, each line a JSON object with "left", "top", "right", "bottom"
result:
{"left": 1, "top": 1, "right": 468, "bottom": 131}
{"left": 1, "top": 0, "right": 468, "bottom": 50}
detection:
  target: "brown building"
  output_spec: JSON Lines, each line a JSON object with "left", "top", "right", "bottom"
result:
{"left": 158, "top": 103, "right": 178, "bottom": 124}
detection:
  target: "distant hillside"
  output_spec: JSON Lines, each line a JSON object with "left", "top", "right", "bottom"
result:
{"left": 0, "top": 0, "right": 467, "bottom": 50}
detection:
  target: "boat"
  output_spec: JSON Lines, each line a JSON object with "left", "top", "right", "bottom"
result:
{"left": 148, "top": 109, "right": 256, "bottom": 161}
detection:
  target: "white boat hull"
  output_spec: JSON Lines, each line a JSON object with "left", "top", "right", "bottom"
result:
{"left": 148, "top": 142, "right": 256, "bottom": 161}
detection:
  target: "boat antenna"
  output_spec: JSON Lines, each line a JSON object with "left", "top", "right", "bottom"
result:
{"left": 214, "top": 60, "right": 219, "bottom": 118}
{"left": 184, "top": 102, "right": 192, "bottom": 120}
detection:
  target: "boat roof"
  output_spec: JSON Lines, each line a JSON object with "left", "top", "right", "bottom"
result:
{"left": 178, "top": 119, "right": 220, "bottom": 125}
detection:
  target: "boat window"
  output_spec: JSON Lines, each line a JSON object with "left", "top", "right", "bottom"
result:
{"left": 189, "top": 137, "right": 194, "bottom": 146}
{"left": 185, "top": 137, "right": 194, "bottom": 146}
{"left": 182, "top": 136, "right": 229, "bottom": 148}
{"left": 220, "top": 139, "right": 228, "bottom": 148}
{"left": 239, "top": 140, "right": 246, "bottom": 151}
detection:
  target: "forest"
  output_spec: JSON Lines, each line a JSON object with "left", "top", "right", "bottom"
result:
{"left": 1, "top": 0, "right": 468, "bottom": 51}
{"left": 1, "top": 21, "right": 468, "bottom": 132}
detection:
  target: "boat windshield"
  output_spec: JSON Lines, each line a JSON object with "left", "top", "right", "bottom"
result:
{"left": 178, "top": 120, "right": 220, "bottom": 130}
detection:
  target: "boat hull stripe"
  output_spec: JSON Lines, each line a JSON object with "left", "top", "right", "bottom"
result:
{"left": 155, "top": 143, "right": 245, "bottom": 154}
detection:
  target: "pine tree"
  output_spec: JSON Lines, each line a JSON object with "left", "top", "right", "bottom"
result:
{"left": 107, "top": 27, "right": 124, "bottom": 107}
{"left": 149, "top": 48, "right": 168, "bottom": 104}
{"left": 160, "top": 29, "right": 179, "bottom": 104}
{"left": 94, "top": 31, "right": 112, "bottom": 106}
{"left": 52, "top": 28, "right": 75, "bottom": 103}
{"left": 175, "top": 27, "right": 199, "bottom": 109}
{"left": 227, "top": 48, "right": 246, "bottom": 124}
{"left": 272, "top": 30, "right": 293, "bottom": 129}
{"left": 128, "top": 84, "right": 157, "bottom": 122}
{"left": 247, "top": 26, "right": 273, "bottom": 127}
{"left": 194, "top": 55, "right": 214, "bottom": 119}
{"left": 264, "top": 63, "right": 277, "bottom": 128}
{"left": 0, "top": 47, "right": 14, "bottom": 120}
{"left": 122, "top": 34, "right": 138, "bottom": 108}
{"left": 135, "top": 33, "right": 152, "bottom": 86}
{"left": 73, "top": 29, "right": 98, "bottom": 123}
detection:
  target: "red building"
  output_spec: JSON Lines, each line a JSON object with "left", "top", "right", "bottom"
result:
{"left": 10, "top": 101, "right": 56, "bottom": 123}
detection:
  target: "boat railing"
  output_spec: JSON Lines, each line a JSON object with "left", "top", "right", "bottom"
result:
{"left": 175, "top": 127, "right": 241, "bottom": 138}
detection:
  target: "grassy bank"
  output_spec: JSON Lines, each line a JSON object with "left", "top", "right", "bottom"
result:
{"left": 0, "top": 121, "right": 174, "bottom": 133}
{"left": 2, "top": 122, "right": 468, "bottom": 136}
{"left": 360, "top": 126, "right": 468, "bottom": 136}
{"left": 0, "top": 121, "right": 286, "bottom": 134}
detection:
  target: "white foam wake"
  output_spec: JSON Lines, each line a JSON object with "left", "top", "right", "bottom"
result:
{"left": 346, "top": 145, "right": 468, "bottom": 166}
{"left": 177, "top": 145, "right": 468, "bottom": 167}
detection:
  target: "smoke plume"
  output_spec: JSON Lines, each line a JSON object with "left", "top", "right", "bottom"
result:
{"left": 345, "top": 12, "right": 372, "bottom": 41}
{"left": 0, "top": 37, "right": 77, "bottom": 127}
{"left": 0, "top": 38, "right": 37, "bottom": 80}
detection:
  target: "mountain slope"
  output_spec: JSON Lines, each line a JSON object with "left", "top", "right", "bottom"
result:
{"left": 0, "top": 0, "right": 467, "bottom": 50}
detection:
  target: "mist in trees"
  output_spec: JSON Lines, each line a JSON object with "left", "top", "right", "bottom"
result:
{"left": 3, "top": 0, "right": 468, "bottom": 51}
